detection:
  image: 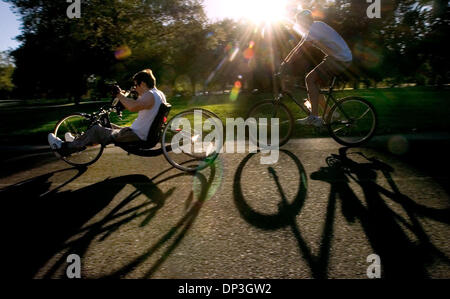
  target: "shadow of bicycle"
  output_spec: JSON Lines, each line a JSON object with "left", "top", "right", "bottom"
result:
{"left": 311, "top": 147, "right": 450, "bottom": 278}
{"left": 233, "top": 150, "right": 337, "bottom": 279}
{"left": 233, "top": 147, "right": 450, "bottom": 278}
{"left": 1, "top": 159, "right": 221, "bottom": 279}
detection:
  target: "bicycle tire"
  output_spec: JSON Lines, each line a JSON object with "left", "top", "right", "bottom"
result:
{"left": 161, "top": 108, "right": 223, "bottom": 172}
{"left": 53, "top": 113, "right": 104, "bottom": 167}
{"left": 326, "top": 97, "right": 377, "bottom": 147}
{"left": 247, "top": 99, "right": 294, "bottom": 148}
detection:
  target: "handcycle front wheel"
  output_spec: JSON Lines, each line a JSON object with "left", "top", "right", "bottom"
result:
{"left": 53, "top": 113, "right": 104, "bottom": 167}
{"left": 246, "top": 99, "right": 294, "bottom": 148}
{"left": 161, "top": 108, "right": 224, "bottom": 172}
{"left": 326, "top": 96, "right": 377, "bottom": 147}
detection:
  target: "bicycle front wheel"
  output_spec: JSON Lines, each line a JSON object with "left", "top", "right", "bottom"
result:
{"left": 247, "top": 100, "right": 294, "bottom": 148}
{"left": 326, "top": 97, "right": 377, "bottom": 147}
{"left": 162, "top": 109, "right": 223, "bottom": 172}
{"left": 53, "top": 113, "right": 104, "bottom": 167}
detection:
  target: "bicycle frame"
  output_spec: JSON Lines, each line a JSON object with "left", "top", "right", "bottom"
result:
{"left": 273, "top": 74, "right": 352, "bottom": 124}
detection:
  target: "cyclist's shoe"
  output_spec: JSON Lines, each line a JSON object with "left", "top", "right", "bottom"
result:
{"left": 48, "top": 133, "right": 63, "bottom": 150}
{"left": 296, "top": 115, "right": 324, "bottom": 127}
{"left": 64, "top": 132, "right": 75, "bottom": 142}
{"left": 48, "top": 133, "right": 80, "bottom": 157}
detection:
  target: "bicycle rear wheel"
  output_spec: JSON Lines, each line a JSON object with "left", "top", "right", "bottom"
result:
{"left": 161, "top": 109, "right": 223, "bottom": 172}
{"left": 53, "top": 113, "right": 104, "bottom": 167}
{"left": 326, "top": 97, "right": 377, "bottom": 147}
{"left": 246, "top": 100, "right": 294, "bottom": 148}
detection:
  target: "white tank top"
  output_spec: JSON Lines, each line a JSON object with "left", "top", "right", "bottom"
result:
{"left": 131, "top": 88, "right": 167, "bottom": 141}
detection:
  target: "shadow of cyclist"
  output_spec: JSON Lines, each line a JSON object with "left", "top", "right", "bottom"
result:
{"left": 311, "top": 147, "right": 450, "bottom": 278}
{"left": 0, "top": 167, "right": 91, "bottom": 278}
{"left": 234, "top": 150, "right": 338, "bottom": 279}
{"left": 102, "top": 161, "right": 219, "bottom": 279}
{"left": 2, "top": 158, "right": 219, "bottom": 278}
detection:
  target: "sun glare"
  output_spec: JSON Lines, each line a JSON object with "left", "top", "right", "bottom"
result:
{"left": 213, "top": 0, "right": 290, "bottom": 24}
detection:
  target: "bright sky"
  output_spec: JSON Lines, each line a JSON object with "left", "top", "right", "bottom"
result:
{"left": 203, "top": 0, "right": 292, "bottom": 23}
{"left": 0, "top": 1, "right": 20, "bottom": 52}
{"left": 0, "top": 0, "right": 299, "bottom": 52}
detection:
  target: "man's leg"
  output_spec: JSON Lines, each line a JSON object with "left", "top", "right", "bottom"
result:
{"left": 297, "top": 59, "right": 334, "bottom": 127}
{"left": 305, "top": 60, "right": 332, "bottom": 117}
{"left": 305, "top": 71, "right": 325, "bottom": 117}
{"left": 67, "top": 124, "right": 114, "bottom": 150}
{"left": 112, "top": 127, "right": 141, "bottom": 143}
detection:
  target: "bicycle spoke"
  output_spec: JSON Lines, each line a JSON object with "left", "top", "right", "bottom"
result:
{"left": 327, "top": 98, "right": 377, "bottom": 146}
{"left": 356, "top": 108, "right": 371, "bottom": 121}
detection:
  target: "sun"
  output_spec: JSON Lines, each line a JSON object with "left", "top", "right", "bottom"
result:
{"left": 208, "top": 0, "right": 291, "bottom": 24}
{"left": 241, "top": 0, "right": 290, "bottom": 23}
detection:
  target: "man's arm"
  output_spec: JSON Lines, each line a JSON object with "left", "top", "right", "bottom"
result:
{"left": 117, "top": 92, "right": 155, "bottom": 113}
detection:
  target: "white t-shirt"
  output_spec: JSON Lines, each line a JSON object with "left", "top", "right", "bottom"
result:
{"left": 131, "top": 88, "right": 167, "bottom": 141}
{"left": 306, "top": 21, "right": 352, "bottom": 62}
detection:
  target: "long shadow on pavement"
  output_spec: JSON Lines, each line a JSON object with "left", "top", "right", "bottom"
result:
{"left": 234, "top": 150, "right": 335, "bottom": 279}
{"left": 233, "top": 148, "right": 450, "bottom": 279}
{"left": 2, "top": 160, "right": 219, "bottom": 278}
{"left": 311, "top": 147, "right": 450, "bottom": 278}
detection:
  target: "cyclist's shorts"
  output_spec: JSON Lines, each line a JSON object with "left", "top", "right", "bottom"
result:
{"left": 312, "top": 56, "right": 351, "bottom": 85}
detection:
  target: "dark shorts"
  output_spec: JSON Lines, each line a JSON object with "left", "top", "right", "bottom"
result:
{"left": 310, "top": 56, "right": 351, "bottom": 86}
{"left": 111, "top": 127, "right": 141, "bottom": 143}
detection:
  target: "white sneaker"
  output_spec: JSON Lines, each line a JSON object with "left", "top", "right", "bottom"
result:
{"left": 64, "top": 132, "right": 75, "bottom": 142}
{"left": 296, "top": 115, "right": 324, "bottom": 127}
{"left": 48, "top": 133, "right": 63, "bottom": 150}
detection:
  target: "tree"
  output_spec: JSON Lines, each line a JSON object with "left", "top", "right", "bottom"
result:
{"left": 0, "top": 51, "right": 15, "bottom": 99}
{"left": 5, "top": 0, "right": 208, "bottom": 100}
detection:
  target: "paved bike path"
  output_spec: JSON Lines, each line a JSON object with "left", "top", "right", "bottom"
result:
{"left": 1, "top": 136, "right": 449, "bottom": 278}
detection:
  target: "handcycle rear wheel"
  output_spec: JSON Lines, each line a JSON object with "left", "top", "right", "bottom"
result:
{"left": 53, "top": 113, "right": 104, "bottom": 167}
{"left": 246, "top": 99, "right": 294, "bottom": 148}
{"left": 326, "top": 97, "right": 377, "bottom": 147}
{"left": 161, "top": 108, "right": 224, "bottom": 172}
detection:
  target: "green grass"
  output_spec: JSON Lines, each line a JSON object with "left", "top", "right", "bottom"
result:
{"left": 237, "top": 86, "right": 450, "bottom": 138}
{"left": 1, "top": 86, "right": 449, "bottom": 145}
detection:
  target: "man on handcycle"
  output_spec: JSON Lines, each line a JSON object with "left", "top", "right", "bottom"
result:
{"left": 48, "top": 68, "right": 168, "bottom": 157}
{"left": 280, "top": 10, "right": 353, "bottom": 127}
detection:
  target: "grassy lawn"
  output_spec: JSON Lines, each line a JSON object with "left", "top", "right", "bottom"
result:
{"left": 1, "top": 86, "right": 449, "bottom": 145}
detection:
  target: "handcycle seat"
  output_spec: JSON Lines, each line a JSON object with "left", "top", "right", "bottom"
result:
{"left": 115, "top": 101, "right": 172, "bottom": 156}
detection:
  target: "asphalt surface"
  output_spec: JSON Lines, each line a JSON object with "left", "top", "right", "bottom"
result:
{"left": 1, "top": 136, "right": 449, "bottom": 279}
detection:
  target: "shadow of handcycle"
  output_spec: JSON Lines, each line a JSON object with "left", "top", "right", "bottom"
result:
{"left": 1, "top": 156, "right": 222, "bottom": 278}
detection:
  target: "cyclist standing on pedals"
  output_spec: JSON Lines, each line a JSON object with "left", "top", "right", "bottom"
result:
{"left": 280, "top": 9, "right": 353, "bottom": 127}
{"left": 48, "top": 69, "right": 168, "bottom": 157}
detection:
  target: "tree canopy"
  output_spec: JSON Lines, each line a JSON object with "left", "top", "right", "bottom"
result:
{"left": 3, "top": 0, "right": 449, "bottom": 100}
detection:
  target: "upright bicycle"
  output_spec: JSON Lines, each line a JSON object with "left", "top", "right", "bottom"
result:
{"left": 247, "top": 68, "right": 378, "bottom": 147}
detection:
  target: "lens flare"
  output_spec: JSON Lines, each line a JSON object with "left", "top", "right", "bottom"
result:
{"left": 192, "top": 156, "right": 224, "bottom": 202}
{"left": 114, "top": 45, "right": 132, "bottom": 60}
{"left": 312, "top": 9, "right": 325, "bottom": 20}
{"left": 224, "top": 43, "right": 233, "bottom": 53}
{"left": 388, "top": 135, "right": 409, "bottom": 155}
{"left": 229, "top": 47, "right": 240, "bottom": 62}
{"left": 230, "top": 80, "right": 242, "bottom": 101}
{"left": 354, "top": 41, "right": 383, "bottom": 68}
{"left": 244, "top": 42, "right": 255, "bottom": 60}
